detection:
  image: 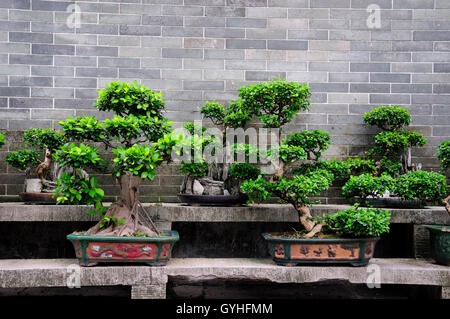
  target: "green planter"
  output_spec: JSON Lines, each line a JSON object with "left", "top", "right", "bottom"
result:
{"left": 67, "top": 230, "right": 179, "bottom": 267}
{"left": 426, "top": 225, "right": 450, "bottom": 266}
{"left": 263, "top": 233, "right": 378, "bottom": 267}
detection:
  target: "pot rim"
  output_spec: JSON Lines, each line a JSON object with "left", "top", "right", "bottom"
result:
{"left": 262, "top": 232, "right": 379, "bottom": 243}
{"left": 67, "top": 230, "right": 179, "bottom": 243}
{"left": 425, "top": 225, "right": 450, "bottom": 232}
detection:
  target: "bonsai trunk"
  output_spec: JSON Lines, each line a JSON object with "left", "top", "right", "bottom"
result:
{"left": 295, "top": 203, "right": 323, "bottom": 238}
{"left": 443, "top": 194, "right": 450, "bottom": 215}
{"left": 84, "top": 173, "right": 159, "bottom": 237}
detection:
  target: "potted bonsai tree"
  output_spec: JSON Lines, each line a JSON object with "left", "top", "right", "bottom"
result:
{"left": 236, "top": 80, "right": 391, "bottom": 266}
{"left": 425, "top": 140, "right": 450, "bottom": 266}
{"left": 343, "top": 105, "right": 429, "bottom": 208}
{"left": 58, "top": 81, "right": 180, "bottom": 266}
{"left": 177, "top": 101, "right": 257, "bottom": 206}
{"left": 5, "top": 128, "right": 66, "bottom": 203}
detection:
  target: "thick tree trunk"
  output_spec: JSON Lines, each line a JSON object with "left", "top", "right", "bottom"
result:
{"left": 294, "top": 203, "right": 323, "bottom": 238}
{"left": 443, "top": 195, "right": 450, "bottom": 215}
{"left": 84, "top": 173, "right": 159, "bottom": 237}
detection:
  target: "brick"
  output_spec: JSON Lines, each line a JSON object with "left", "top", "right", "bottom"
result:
{"left": 267, "top": 61, "right": 307, "bottom": 71}
{"left": 391, "top": 63, "right": 432, "bottom": 73}
{"left": 310, "top": 83, "right": 348, "bottom": 93}
{"left": 55, "top": 56, "right": 97, "bottom": 67}
{"left": 288, "top": 8, "right": 328, "bottom": 19}
{"left": 351, "top": 0, "right": 392, "bottom": 8}
{"left": 0, "top": 108, "right": 29, "bottom": 119}
{"left": 76, "top": 68, "right": 118, "bottom": 78}
{"left": 0, "top": 43, "right": 30, "bottom": 54}
{"left": 371, "top": 31, "right": 412, "bottom": 41}
{"left": 166, "top": 90, "right": 203, "bottom": 101}
{"left": 329, "top": 72, "right": 369, "bottom": 83}
{"left": 205, "top": 7, "right": 245, "bottom": 17}
{"left": 119, "top": 47, "right": 160, "bottom": 58}
{"left": 204, "top": 70, "right": 244, "bottom": 80}
{"left": 434, "top": 64, "right": 450, "bottom": 73}
{"left": 371, "top": 73, "right": 411, "bottom": 83}
{"left": 162, "top": 5, "right": 204, "bottom": 16}
{"left": 393, "top": 0, "right": 434, "bottom": 9}
{"left": 269, "top": 18, "right": 308, "bottom": 29}
{"left": 350, "top": 42, "right": 391, "bottom": 51}
{"left": 329, "top": 52, "right": 369, "bottom": 61}
{"left": 205, "top": 49, "right": 245, "bottom": 60}
{"left": 433, "top": 84, "right": 450, "bottom": 94}
{"left": 9, "top": 10, "right": 51, "bottom": 22}
{"left": 55, "top": 98, "right": 96, "bottom": 109}
{"left": 433, "top": 126, "right": 450, "bottom": 136}
{"left": 249, "top": 50, "right": 285, "bottom": 60}
{"left": 55, "top": 34, "right": 98, "bottom": 45}
{"left": 227, "top": 0, "right": 267, "bottom": 6}
{"left": 413, "top": 52, "right": 450, "bottom": 62}
{"left": 226, "top": 60, "right": 265, "bottom": 70}
{"left": 75, "top": 89, "right": 98, "bottom": 99}
{"left": 412, "top": 94, "right": 450, "bottom": 105}
{"left": 392, "top": 84, "right": 432, "bottom": 94}
{"left": 0, "top": 21, "right": 29, "bottom": 32}
{"left": 311, "top": 0, "right": 350, "bottom": 8}
{"left": 142, "top": 15, "right": 183, "bottom": 26}
{"left": 245, "top": 71, "right": 286, "bottom": 81}
{"left": 0, "top": 0, "right": 30, "bottom": 9}
{"left": 413, "top": 74, "right": 450, "bottom": 83}
{"left": 10, "top": 76, "right": 52, "bottom": 87}
{"left": 10, "top": 54, "right": 52, "bottom": 65}
{"left": 119, "top": 68, "right": 160, "bottom": 79}
{"left": 9, "top": 32, "right": 52, "bottom": 44}
{"left": 119, "top": 25, "right": 161, "bottom": 36}
{"left": 226, "top": 18, "right": 267, "bottom": 28}
{"left": 414, "top": 31, "right": 450, "bottom": 41}
{"left": 0, "top": 87, "right": 30, "bottom": 97}
{"left": 32, "top": 44, "right": 74, "bottom": 55}
{"left": 309, "top": 62, "right": 348, "bottom": 72}
{"left": 99, "top": 14, "right": 141, "bottom": 25}
{"left": 162, "top": 69, "right": 202, "bottom": 80}
{"left": 330, "top": 30, "right": 370, "bottom": 41}
{"left": 247, "top": 7, "right": 287, "bottom": 18}
{"left": 142, "top": 37, "right": 182, "bottom": 48}
{"left": 247, "top": 29, "right": 287, "bottom": 40}
{"left": 350, "top": 63, "right": 389, "bottom": 72}
{"left": 184, "top": 59, "right": 224, "bottom": 70}
{"left": 162, "top": 48, "right": 202, "bottom": 59}
{"left": 309, "top": 40, "right": 350, "bottom": 51}
{"left": 31, "top": 22, "right": 72, "bottom": 34}
{"left": 371, "top": 53, "right": 411, "bottom": 62}
{"left": 142, "top": 58, "right": 182, "bottom": 69}
{"left": 31, "top": 88, "right": 74, "bottom": 99}
{"left": 434, "top": 42, "right": 450, "bottom": 52}
{"left": 370, "top": 94, "right": 410, "bottom": 104}
{"left": 268, "top": 40, "right": 307, "bottom": 50}
{"left": 99, "top": 57, "right": 140, "bottom": 68}
{"left": 185, "top": 17, "right": 225, "bottom": 27}
{"left": 184, "top": 38, "right": 224, "bottom": 49}
{"left": 205, "top": 28, "right": 245, "bottom": 38}
{"left": 310, "top": 19, "right": 349, "bottom": 30}
{"left": 288, "top": 30, "right": 328, "bottom": 40}
{"left": 436, "top": 0, "right": 450, "bottom": 8}
{"left": 75, "top": 24, "right": 118, "bottom": 35}
{"left": 226, "top": 39, "right": 266, "bottom": 49}
{"left": 10, "top": 98, "right": 52, "bottom": 108}
{"left": 162, "top": 26, "right": 203, "bottom": 37}
{"left": 55, "top": 77, "right": 97, "bottom": 88}
{"left": 350, "top": 84, "right": 390, "bottom": 93}
{"left": 328, "top": 93, "right": 368, "bottom": 104}
{"left": 31, "top": 109, "right": 75, "bottom": 120}
{"left": 286, "top": 71, "right": 327, "bottom": 82}
{"left": 183, "top": 81, "right": 224, "bottom": 91}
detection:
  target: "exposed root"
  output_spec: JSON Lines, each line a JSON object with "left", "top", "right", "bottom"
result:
{"left": 443, "top": 195, "right": 450, "bottom": 215}
{"left": 303, "top": 223, "right": 324, "bottom": 238}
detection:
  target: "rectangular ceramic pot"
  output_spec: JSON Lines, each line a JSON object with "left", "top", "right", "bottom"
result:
{"left": 426, "top": 225, "right": 450, "bottom": 266}
{"left": 263, "top": 233, "right": 378, "bottom": 267}
{"left": 67, "top": 230, "right": 179, "bottom": 266}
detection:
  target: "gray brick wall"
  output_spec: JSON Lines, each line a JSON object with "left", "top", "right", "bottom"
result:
{"left": 0, "top": 0, "right": 449, "bottom": 202}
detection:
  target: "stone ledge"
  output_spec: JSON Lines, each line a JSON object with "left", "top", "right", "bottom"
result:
{"left": 0, "top": 258, "right": 448, "bottom": 299}
{"left": 0, "top": 203, "right": 448, "bottom": 225}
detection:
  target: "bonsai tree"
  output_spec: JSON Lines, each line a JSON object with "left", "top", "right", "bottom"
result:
{"left": 56, "top": 81, "right": 178, "bottom": 237}
{"left": 6, "top": 128, "right": 66, "bottom": 193}
{"left": 437, "top": 140, "right": 450, "bottom": 214}
{"left": 238, "top": 80, "right": 391, "bottom": 239}
{"left": 363, "top": 105, "right": 426, "bottom": 175}
{"left": 178, "top": 99, "right": 256, "bottom": 196}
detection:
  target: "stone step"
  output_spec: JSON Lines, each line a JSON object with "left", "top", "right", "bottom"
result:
{"left": 0, "top": 258, "right": 448, "bottom": 299}
{"left": 0, "top": 203, "right": 448, "bottom": 225}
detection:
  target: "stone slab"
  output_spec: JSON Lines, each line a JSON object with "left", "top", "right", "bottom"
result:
{"left": 0, "top": 203, "right": 448, "bottom": 225}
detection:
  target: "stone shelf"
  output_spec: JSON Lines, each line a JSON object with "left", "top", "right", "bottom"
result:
{"left": 0, "top": 202, "right": 448, "bottom": 225}
{"left": 0, "top": 258, "right": 448, "bottom": 299}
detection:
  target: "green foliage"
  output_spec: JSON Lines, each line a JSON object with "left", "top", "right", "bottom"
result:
{"left": 23, "top": 128, "right": 65, "bottom": 152}
{"left": 344, "top": 156, "right": 377, "bottom": 176}
{"left": 112, "top": 144, "right": 163, "bottom": 180}
{"left": 363, "top": 105, "right": 411, "bottom": 130}
{"left": 342, "top": 173, "right": 395, "bottom": 200}
{"left": 394, "top": 170, "right": 448, "bottom": 203}
{"left": 284, "top": 130, "right": 330, "bottom": 160}
{"left": 95, "top": 81, "right": 165, "bottom": 117}
{"left": 53, "top": 143, "right": 105, "bottom": 171}
{"left": 239, "top": 79, "right": 311, "bottom": 128}
{"left": 242, "top": 169, "right": 334, "bottom": 205}
{"left": 378, "top": 157, "right": 403, "bottom": 176}
{"left": 201, "top": 100, "right": 252, "bottom": 128}
{"left": 0, "top": 133, "right": 5, "bottom": 148}
{"left": 319, "top": 205, "right": 391, "bottom": 238}
{"left": 179, "top": 162, "right": 209, "bottom": 177}
{"left": 55, "top": 172, "right": 106, "bottom": 217}
{"left": 6, "top": 149, "right": 40, "bottom": 171}
{"left": 58, "top": 116, "right": 106, "bottom": 143}
{"left": 370, "top": 130, "right": 426, "bottom": 156}
{"left": 229, "top": 163, "right": 261, "bottom": 180}
{"left": 437, "top": 140, "right": 450, "bottom": 171}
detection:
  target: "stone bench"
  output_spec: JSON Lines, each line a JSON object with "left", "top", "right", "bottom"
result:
{"left": 0, "top": 258, "right": 448, "bottom": 299}
{"left": 1, "top": 203, "right": 448, "bottom": 258}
